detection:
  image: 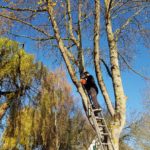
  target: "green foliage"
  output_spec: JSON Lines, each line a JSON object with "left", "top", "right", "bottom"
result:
{"left": 1, "top": 108, "right": 34, "bottom": 150}
{"left": 0, "top": 38, "right": 94, "bottom": 150}
{"left": 0, "top": 70, "right": 94, "bottom": 150}
{"left": 0, "top": 37, "right": 45, "bottom": 124}
{"left": 0, "top": 37, "right": 37, "bottom": 88}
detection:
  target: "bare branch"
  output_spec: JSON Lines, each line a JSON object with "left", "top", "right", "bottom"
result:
{"left": 108, "top": 0, "right": 113, "bottom": 12}
{"left": 105, "top": 0, "right": 127, "bottom": 130}
{"left": 118, "top": 52, "right": 150, "bottom": 80}
{"left": 66, "top": 0, "right": 79, "bottom": 47}
{"left": 112, "top": 1, "right": 149, "bottom": 17}
{"left": 101, "top": 58, "right": 112, "bottom": 78}
{"left": 111, "top": 0, "right": 130, "bottom": 16}
{"left": 0, "top": 101, "right": 9, "bottom": 121}
{"left": 0, "top": 91, "right": 15, "bottom": 96}
{"left": 8, "top": 32, "right": 77, "bottom": 64}
{"left": 67, "top": 43, "right": 76, "bottom": 49}
{"left": 66, "top": 50, "right": 78, "bottom": 66}
{"left": 0, "top": 5, "right": 47, "bottom": 12}
{"left": 115, "top": 7, "right": 144, "bottom": 41}
{"left": 8, "top": 32, "right": 54, "bottom": 41}
{"left": 0, "top": 14, "right": 51, "bottom": 37}
{"left": 47, "top": 0, "right": 78, "bottom": 84}
{"left": 77, "top": 0, "right": 82, "bottom": 43}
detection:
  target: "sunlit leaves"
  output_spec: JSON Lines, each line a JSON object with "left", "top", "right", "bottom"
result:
{"left": 1, "top": 70, "right": 73, "bottom": 149}
{"left": 0, "top": 38, "right": 38, "bottom": 92}
{"left": 1, "top": 108, "right": 35, "bottom": 150}
{"left": 0, "top": 69, "right": 94, "bottom": 149}
{"left": 0, "top": 37, "right": 44, "bottom": 123}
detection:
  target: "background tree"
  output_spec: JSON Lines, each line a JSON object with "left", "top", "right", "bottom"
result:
{"left": 118, "top": 86, "right": 150, "bottom": 150}
{"left": 0, "top": 70, "right": 95, "bottom": 150}
{"left": 0, "top": 0, "right": 149, "bottom": 149}
{"left": 117, "top": 110, "right": 150, "bottom": 150}
{"left": 0, "top": 37, "right": 43, "bottom": 121}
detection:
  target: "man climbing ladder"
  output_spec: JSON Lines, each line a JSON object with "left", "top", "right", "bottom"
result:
{"left": 80, "top": 71, "right": 101, "bottom": 111}
{"left": 80, "top": 71, "right": 115, "bottom": 150}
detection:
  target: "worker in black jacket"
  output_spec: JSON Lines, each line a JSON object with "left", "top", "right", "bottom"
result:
{"left": 80, "top": 71, "right": 100, "bottom": 109}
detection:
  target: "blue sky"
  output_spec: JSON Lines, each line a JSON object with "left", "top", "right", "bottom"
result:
{"left": 19, "top": 37, "right": 150, "bottom": 118}
{"left": 1, "top": 0, "right": 149, "bottom": 120}
{"left": 11, "top": 19, "right": 149, "bottom": 118}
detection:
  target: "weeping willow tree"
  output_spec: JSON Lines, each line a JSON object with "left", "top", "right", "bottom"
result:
{"left": 0, "top": 37, "right": 43, "bottom": 121}
{"left": 0, "top": 70, "right": 95, "bottom": 150}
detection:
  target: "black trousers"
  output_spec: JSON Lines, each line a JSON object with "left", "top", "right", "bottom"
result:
{"left": 88, "top": 87, "right": 100, "bottom": 109}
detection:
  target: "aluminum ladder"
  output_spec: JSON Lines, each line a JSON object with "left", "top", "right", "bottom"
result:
{"left": 87, "top": 103, "right": 115, "bottom": 150}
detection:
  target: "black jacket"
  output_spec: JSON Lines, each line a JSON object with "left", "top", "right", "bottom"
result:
{"left": 84, "top": 75, "right": 99, "bottom": 94}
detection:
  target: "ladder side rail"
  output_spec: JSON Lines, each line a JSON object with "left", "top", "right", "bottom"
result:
{"left": 82, "top": 87, "right": 115, "bottom": 150}
{"left": 87, "top": 94, "right": 115, "bottom": 150}
{"left": 99, "top": 111, "right": 115, "bottom": 150}
{"left": 83, "top": 88, "right": 105, "bottom": 150}
{"left": 87, "top": 99, "right": 105, "bottom": 150}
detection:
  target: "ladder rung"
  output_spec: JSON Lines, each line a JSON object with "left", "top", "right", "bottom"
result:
{"left": 86, "top": 104, "right": 115, "bottom": 150}
{"left": 101, "top": 133, "right": 109, "bottom": 136}
{"left": 99, "top": 124, "right": 106, "bottom": 127}
{"left": 102, "top": 143, "right": 112, "bottom": 145}
{"left": 95, "top": 117, "right": 104, "bottom": 120}
{"left": 96, "top": 143, "right": 112, "bottom": 147}
{"left": 96, "top": 142, "right": 112, "bottom": 145}
{"left": 93, "top": 108, "right": 102, "bottom": 112}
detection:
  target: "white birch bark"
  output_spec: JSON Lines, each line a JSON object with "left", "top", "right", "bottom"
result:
{"left": 104, "top": 0, "right": 127, "bottom": 149}
{"left": 94, "top": 0, "right": 115, "bottom": 117}
{"left": 47, "top": 0, "right": 88, "bottom": 110}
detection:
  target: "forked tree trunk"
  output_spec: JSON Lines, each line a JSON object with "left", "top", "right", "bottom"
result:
{"left": 47, "top": 0, "right": 89, "bottom": 110}
{"left": 93, "top": 0, "right": 125, "bottom": 149}
{"left": 47, "top": 0, "right": 127, "bottom": 149}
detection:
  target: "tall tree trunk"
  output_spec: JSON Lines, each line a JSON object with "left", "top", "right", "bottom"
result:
{"left": 47, "top": 0, "right": 89, "bottom": 111}
{"left": 93, "top": 0, "right": 115, "bottom": 117}
{"left": 104, "top": 0, "right": 127, "bottom": 149}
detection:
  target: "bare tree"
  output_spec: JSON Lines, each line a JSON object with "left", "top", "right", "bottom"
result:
{"left": 0, "top": 0, "right": 149, "bottom": 149}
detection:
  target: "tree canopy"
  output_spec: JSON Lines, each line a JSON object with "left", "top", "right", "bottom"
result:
{"left": 0, "top": 37, "right": 44, "bottom": 121}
